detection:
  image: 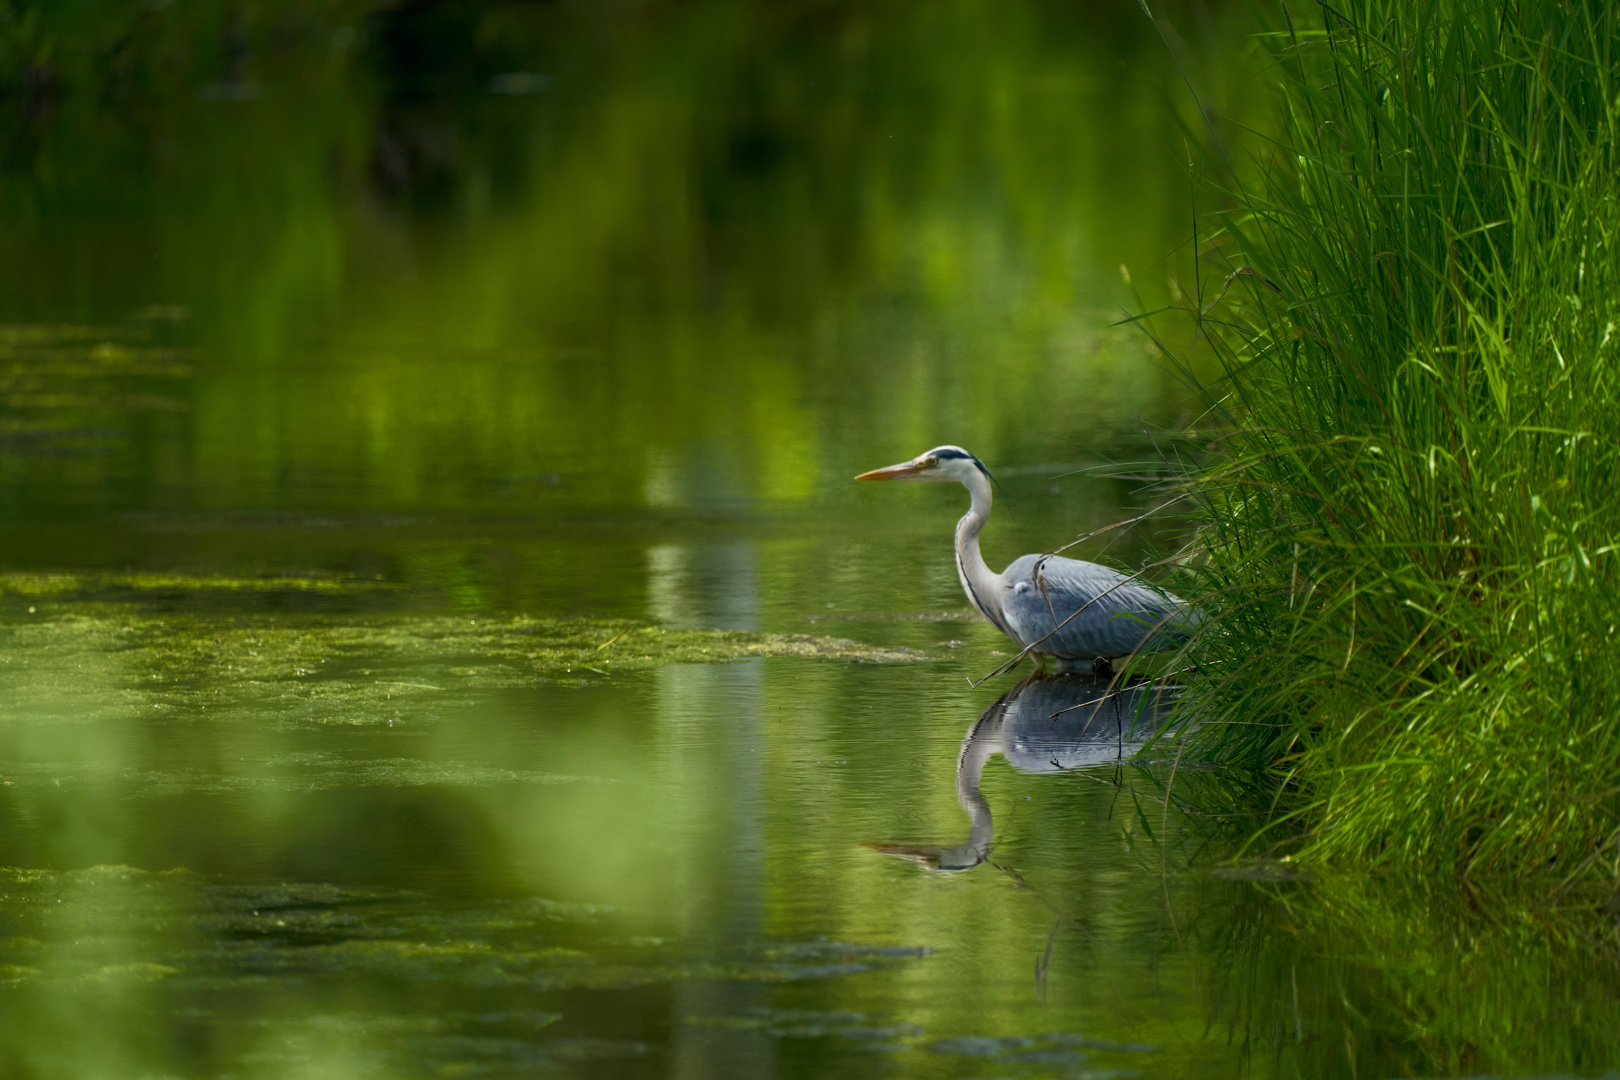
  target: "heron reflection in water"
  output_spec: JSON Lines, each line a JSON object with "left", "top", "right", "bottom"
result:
{"left": 871, "top": 674, "right": 1176, "bottom": 872}
{"left": 856, "top": 446, "right": 1195, "bottom": 674}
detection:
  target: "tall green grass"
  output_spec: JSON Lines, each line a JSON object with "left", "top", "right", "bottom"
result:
{"left": 1176, "top": 0, "right": 1620, "bottom": 892}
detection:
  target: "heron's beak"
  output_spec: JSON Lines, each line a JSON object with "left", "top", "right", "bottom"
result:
{"left": 854, "top": 459, "right": 928, "bottom": 481}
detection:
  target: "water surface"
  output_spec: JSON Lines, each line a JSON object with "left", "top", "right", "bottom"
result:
{"left": 1, "top": 2, "right": 1616, "bottom": 1078}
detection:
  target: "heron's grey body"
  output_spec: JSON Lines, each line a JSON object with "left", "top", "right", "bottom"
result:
{"left": 988, "top": 554, "right": 1190, "bottom": 663}
{"left": 860, "top": 445, "right": 1192, "bottom": 667}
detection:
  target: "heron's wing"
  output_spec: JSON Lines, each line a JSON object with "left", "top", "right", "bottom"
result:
{"left": 1000, "top": 554, "right": 1191, "bottom": 659}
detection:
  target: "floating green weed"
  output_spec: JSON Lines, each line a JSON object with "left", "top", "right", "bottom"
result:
{"left": 0, "top": 604, "right": 925, "bottom": 737}
{"left": 0, "top": 572, "right": 384, "bottom": 596}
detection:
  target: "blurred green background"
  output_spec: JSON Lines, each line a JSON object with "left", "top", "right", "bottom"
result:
{"left": 0, "top": 0, "right": 1224, "bottom": 616}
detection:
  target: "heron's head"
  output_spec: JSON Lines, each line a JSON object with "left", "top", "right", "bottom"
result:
{"left": 854, "top": 445, "right": 988, "bottom": 484}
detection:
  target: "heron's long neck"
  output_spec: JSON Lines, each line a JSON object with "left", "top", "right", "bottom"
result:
{"left": 955, "top": 471, "right": 1006, "bottom": 632}
{"left": 955, "top": 709, "right": 1001, "bottom": 855}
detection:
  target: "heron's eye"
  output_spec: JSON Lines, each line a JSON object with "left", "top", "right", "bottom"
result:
{"left": 926, "top": 457, "right": 939, "bottom": 467}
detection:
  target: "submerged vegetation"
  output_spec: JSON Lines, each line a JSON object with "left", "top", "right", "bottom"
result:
{"left": 1179, "top": 0, "right": 1620, "bottom": 891}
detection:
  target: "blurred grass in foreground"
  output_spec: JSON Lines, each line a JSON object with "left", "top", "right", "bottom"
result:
{"left": 1174, "top": 0, "right": 1620, "bottom": 895}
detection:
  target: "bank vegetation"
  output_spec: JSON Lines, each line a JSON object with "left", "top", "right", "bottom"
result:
{"left": 1175, "top": 0, "right": 1620, "bottom": 896}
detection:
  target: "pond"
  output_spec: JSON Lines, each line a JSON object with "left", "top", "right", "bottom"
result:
{"left": 1, "top": 2, "right": 1616, "bottom": 1078}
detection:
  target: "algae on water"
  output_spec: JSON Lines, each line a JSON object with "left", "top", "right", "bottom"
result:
{"left": 0, "top": 572, "right": 383, "bottom": 597}
{"left": 0, "top": 596, "right": 926, "bottom": 732}
{"left": 0, "top": 583, "right": 928, "bottom": 801}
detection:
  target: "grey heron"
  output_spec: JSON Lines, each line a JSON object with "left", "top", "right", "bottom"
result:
{"left": 856, "top": 445, "right": 1193, "bottom": 673}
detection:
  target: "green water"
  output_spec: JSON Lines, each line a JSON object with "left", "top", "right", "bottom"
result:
{"left": 0, "top": 2, "right": 1616, "bottom": 1078}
